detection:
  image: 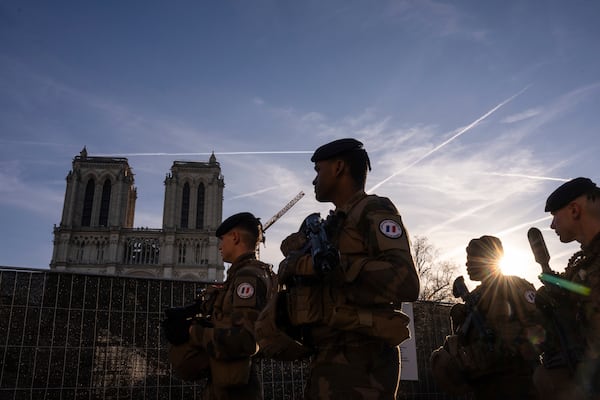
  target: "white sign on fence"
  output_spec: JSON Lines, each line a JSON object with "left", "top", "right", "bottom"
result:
{"left": 399, "top": 302, "right": 419, "bottom": 381}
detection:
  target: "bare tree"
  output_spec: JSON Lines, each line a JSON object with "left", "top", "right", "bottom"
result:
{"left": 412, "top": 235, "right": 460, "bottom": 303}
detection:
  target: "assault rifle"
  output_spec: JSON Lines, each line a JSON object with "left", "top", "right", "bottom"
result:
{"left": 452, "top": 276, "right": 495, "bottom": 351}
{"left": 301, "top": 212, "right": 340, "bottom": 275}
{"left": 161, "top": 287, "right": 214, "bottom": 345}
{"left": 527, "top": 227, "right": 585, "bottom": 372}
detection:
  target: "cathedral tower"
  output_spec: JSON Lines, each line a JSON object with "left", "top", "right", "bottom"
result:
{"left": 51, "top": 149, "right": 224, "bottom": 281}
{"left": 58, "top": 147, "right": 136, "bottom": 230}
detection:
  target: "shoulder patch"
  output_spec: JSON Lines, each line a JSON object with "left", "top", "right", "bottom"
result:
{"left": 524, "top": 290, "right": 536, "bottom": 304}
{"left": 236, "top": 282, "right": 255, "bottom": 299}
{"left": 379, "top": 219, "right": 403, "bottom": 238}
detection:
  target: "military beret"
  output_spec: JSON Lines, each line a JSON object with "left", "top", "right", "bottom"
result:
{"left": 545, "top": 177, "right": 598, "bottom": 212}
{"left": 310, "top": 138, "right": 365, "bottom": 162}
{"left": 466, "top": 235, "right": 504, "bottom": 260}
{"left": 216, "top": 212, "right": 262, "bottom": 238}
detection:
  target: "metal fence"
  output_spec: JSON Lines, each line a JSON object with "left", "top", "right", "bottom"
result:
{"left": 0, "top": 267, "right": 461, "bottom": 399}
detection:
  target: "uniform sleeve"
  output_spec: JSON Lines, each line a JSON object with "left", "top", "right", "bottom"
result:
{"left": 583, "top": 262, "right": 600, "bottom": 358}
{"left": 192, "top": 267, "right": 271, "bottom": 361}
{"left": 340, "top": 197, "right": 419, "bottom": 305}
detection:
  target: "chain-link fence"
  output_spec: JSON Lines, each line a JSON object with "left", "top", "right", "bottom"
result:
{"left": 0, "top": 268, "right": 462, "bottom": 399}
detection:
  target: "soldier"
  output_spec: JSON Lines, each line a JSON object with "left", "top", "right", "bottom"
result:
{"left": 533, "top": 177, "right": 600, "bottom": 400}
{"left": 272, "top": 138, "right": 420, "bottom": 399}
{"left": 430, "top": 235, "right": 542, "bottom": 399}
{"left": 164, "top": 212, "right": 275, "bottom": 400}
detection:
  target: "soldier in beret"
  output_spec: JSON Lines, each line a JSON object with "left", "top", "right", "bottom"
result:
{"left": 533, "top": 177, "right": 600, "bottom": 400}
{"left": 166, "top": 212, "right": 275, "bottom": 400}
{"left": 274, "top": 138, "right": 420, "bottom": 399}
{"left": 431, "top": 235, "right": 542, "bottom": 399}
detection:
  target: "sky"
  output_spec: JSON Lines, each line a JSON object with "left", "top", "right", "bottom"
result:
{"left": 1, "top": 0, "right": 599, "bottom": 289}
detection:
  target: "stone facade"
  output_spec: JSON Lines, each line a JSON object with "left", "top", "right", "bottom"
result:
{"left": 50, "top": 148, "right": 225, "bottom": 282}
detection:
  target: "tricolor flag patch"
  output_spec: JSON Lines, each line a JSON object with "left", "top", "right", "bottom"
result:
{"left": 524, "top": 290, "right": 536, "bottom": 304}
{"left": 379, "top": 219, "right": 402, "bottom": 238}
{"left": 236, "top": 282, "right": 255, "bottom": 299}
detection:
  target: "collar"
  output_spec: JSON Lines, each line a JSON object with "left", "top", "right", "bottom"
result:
{"left": 582, "top": 231, "right": 600, "bottom": 256}
{"left": 227, "top": 251, "right": 257, "bottom": 276}
{"left": 336, "top": 190, "right": 367, "bottom": 215}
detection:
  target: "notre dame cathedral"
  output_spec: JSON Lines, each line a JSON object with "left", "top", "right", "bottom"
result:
{"left": 50, "top": 148, "right": 225, "bottom": 282}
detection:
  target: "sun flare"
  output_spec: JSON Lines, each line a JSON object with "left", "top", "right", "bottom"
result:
{"left": 499, "top": 248, "right": 532, "bottom": 276}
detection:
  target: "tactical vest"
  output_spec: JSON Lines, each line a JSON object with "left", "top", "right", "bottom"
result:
{"left": 208, "top": 256, "right": 276, "bottom": 387}
{"left": 557, "top": 233, "right": 600, "bottom": 359}
{"left": 212, "top": 258, "right": 276, "bottom": 322}
{"left": 285, "top": 193, "right": 412, "bottom": 346}
{"left": 447, "top": 276, "right": 539, "bottom": 378}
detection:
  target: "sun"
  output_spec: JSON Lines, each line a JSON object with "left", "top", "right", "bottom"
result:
{"left": 498, "top": 248, "right": 532, "bottom": 276}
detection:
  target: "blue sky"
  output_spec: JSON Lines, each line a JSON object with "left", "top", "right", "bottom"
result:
{"left": 1, "top": 1, "right": 599, "bottom": 288}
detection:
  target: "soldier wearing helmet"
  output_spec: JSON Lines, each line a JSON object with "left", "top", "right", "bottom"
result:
{"left": 165, "top": 212, "right": 275, "bottom": 400}
{"left": 431, "top": 235, "right": 542, "bottom": 399}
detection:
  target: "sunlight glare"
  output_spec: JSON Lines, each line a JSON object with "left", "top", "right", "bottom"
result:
{"left": 499, "top": 248, "right": 531, "bottom": 276}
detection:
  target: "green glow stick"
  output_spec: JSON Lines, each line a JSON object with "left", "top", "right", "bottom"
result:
{"left": 539, "top": 273, "right": 591, "bottom": 296}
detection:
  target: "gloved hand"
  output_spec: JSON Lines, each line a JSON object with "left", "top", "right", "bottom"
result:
{"left": 278, "top": 251, "right": 314, "bottom": 284}
{"left": 161, "top": 312, "right": 191, "bottom": 345}
{"left": 280, "top": 232, "right": 307, "bottom": 257}
{"left": 449, "top": 303, "right": 467, "bottom": 333}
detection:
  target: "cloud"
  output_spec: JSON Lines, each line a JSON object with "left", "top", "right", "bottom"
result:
{"left": 501, "top": 108, "right": 542, "bottom": 124}
{"left": 384, "top": 0, "right": 489, "bottom": 41}
{"left": 0, "top": 163, "right": 63, "bottom": 217}
{"left": 502, "top": 81, "right": 600, "bottom": 143}
{"left": 368, "top": 85, "right": 530, "bottom": 192}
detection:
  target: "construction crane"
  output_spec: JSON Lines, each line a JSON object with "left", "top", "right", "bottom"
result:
{"left": 257, "top": 191, "right": 305, "bottom": 258}
{"left": 263, "top": 191, "right": 305, "bottom": 232}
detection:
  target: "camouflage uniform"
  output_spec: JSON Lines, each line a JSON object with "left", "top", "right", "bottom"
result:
{"left": 285, "top": 191, "right": 419, "bottom": 400}
{"left": 534, "top": 232, "right": 600, "bottom": 400}
{"left": 445, "top": 275, "right": 541, "bottom": 399}
{"left": 172, "top": 252, "right": 274, "bottom": 400}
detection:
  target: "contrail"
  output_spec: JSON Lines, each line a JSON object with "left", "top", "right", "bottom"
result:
{"left": 229, "top": 186, "right": 280, "bottom": 200}
{"left": 486, "top": 172, "right": 569, "bottom": 183}
{"left": 493, "top": 216, "right": 552, "bottom": 236}
{"left": 96, "top": 151, "right": 313, "bottom": 157}
{"left": 367, "top": 85, "right": 530, "bottom": 193}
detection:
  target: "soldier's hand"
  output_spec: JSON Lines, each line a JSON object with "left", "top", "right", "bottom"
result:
{"left": 161, "top": 315, "right": 191, "bottom": 345}
{"left": 450, "top": 303, "right": 467, "bottom": 333}
{"left": 280, "top": 232, "right": 307, "bottom": 257}
{"left": 278, "top": 251, "right": 314, "bottom": 283}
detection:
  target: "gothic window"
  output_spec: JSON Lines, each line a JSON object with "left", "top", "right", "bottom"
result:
{"left": 178, "top": 242, "right": 187, "bottom": 264}
{"left": 76, "top": 240, "right": 85, "bottom": 262}
{"left": 181, "top": 182, "right": 190, "bottom": 228}
{"left": 99, "top": 179, "right": 111, "bottom": 227}
{"left": 96, "top": 241, "right": 105, "bottom": 262}
{"left": 194, "top": 242, "right": 201, "bottom": 264}
{"left": 82, "top": 179, "right": 95, "bottom": 226}
{"left": 123, "top": 238, "right": 160, "bottom": 265}
{"left": 196, "top": 183, "right": 205, "bottom": 229}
